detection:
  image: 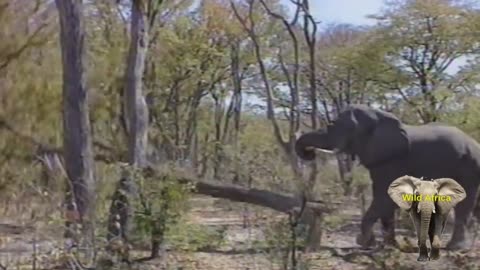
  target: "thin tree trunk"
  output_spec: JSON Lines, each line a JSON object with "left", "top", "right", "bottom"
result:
{"left": 199, "top": 133, "right": 210, "bottom": 178}
{"left": 212, "top": 92, "right": 225, "bottom": 180}
{"left": 125, "top": 3, "right": 149, "bottom": 167}
{"left": 150, "top": 188, "right": 168, "bottom": 258}
{"left": 55, "top": 0, "right": 96, "bottom": 262}
{"left": 222, "top": 42, "right": 243, "bottom": 145}
{"left": 190, "top": 132, "right": 199, "bottom": 169}
{"left": 224, "top": 42, "right": 243, "bottom": 184}
{"left": 304, "top": 161, "right": 322, "bottom": 251}
{"left": 295, "top": 0, "right": 323, "bottom": 251}
{"left": 337, "top": 153, "right": 354, "bottom": 196}
{"left": 184, "top": 86, "right": 204, "bottom": 166}
{"left": 106, "top": 0, "right": 150, "bottom": 262}
{"left": 173, "top": 85, "right": 180, "bottom": 160}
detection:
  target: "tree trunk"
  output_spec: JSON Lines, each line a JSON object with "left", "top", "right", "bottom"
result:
{"left": 199, "top": 133, "right": 210, "bottom": 178}
{"left": 184, "top": 87, "right": 203, "bottom": 168}
{"left": 304, "top": 162, "right": 323, "bottom": 251}
{"left": 150, "top": 188, "right": 168, "bottom": 258}
{"left": 212, "top": 92, "right": 225, "bottom": 179}
{"left": 124, "top": 3, "right": 149, "bottom": 167}
{"left": 337, "top": 153, "right": 354, "bottom": 196}
{"left": 299, "top": 0, "right": 323, "bottom": 251}
{"left": 55, "top": 0, "right": 96, "bottom": 260}
{"left": 106, "top": 0, "right": 150, "bottom": 262}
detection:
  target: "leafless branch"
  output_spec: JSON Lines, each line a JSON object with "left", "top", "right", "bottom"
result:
{"left": 230, "top": 0, "right": 287, "bottom": 149}
{"left": 0, "top": 23, "right": 48, "bottom": 71}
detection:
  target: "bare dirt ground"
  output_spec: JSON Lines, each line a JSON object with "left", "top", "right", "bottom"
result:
{"left": 172, "top": 196, "right": 480, "bottom": 270}
{"left": 0, "top": 195, "right": 479, "bottom": 269}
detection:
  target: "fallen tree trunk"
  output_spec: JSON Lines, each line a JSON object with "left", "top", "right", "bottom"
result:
{"left": 173, "top": 175, "right": 331, "bottom": 252}
{"left": 175, "top": 176, "right": 332, "bottom": 215}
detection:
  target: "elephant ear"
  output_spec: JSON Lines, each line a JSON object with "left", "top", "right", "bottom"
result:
{"left": 434, "top": 178, "right": 467, "bottom": 215}
{"left": 388, "top": 175, "right": 421, "bottom": 210}
{"left": 362, "top": 111, "right": 410, "bottom": 167}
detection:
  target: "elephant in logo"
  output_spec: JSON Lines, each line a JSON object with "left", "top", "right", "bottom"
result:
{"left": 388, "top": 176, "right": 466, "bottom": 261}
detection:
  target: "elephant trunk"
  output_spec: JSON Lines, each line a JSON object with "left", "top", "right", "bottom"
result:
{"left": 419, "top": 201, "right": 434, "bottom": 247}
{"left": 295, "top": 131, "right": 331, "bottom": 161}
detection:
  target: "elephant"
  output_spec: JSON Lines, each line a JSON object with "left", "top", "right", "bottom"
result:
{"left": 295, "top": 104, "right": 480, "bottom": 250}
{"left": 387, "top": 176, "right": 466, "bottom": 261}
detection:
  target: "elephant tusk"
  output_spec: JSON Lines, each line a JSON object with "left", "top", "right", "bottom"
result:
{"left": 303, "top": 147, "right": 337, "bottom": 155}
{"left": 315, "top": 148, "right": 337, "bottom": 154}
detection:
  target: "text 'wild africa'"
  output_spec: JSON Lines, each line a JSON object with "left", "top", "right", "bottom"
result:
{"left": 402, "top": 194, "right": 452, "bottom": 202}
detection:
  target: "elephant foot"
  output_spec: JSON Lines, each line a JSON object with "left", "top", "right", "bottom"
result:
{"left": 430, "top": 235, "right": 441, "bottom": 260}
{"left": 430, "top": 248, "right": 440, "bottom": 260}
{"left": 383, "top": 233, "right": 397, "bottom": 247}
{"left": 446, "top": 238, "right": 468, "bottom": 251}
{"left": 417, "top": 254, "right": 429, "bottom": 262}
{"left": 417, "top": 246, "right": 429, "bottom": 262}
{"left": 356, "top": 233, "right": 376, "bottom": 248}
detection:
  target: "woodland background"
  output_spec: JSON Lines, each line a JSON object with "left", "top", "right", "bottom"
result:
{"left": 1, "top": 0, "right": 480, "bottom": 269}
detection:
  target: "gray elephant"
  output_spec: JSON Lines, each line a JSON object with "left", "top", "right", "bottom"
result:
{"left": 295, "top": 104, "right": 480, "bottom": 250}
{"left": 388, "top": 176, "right": 466, "bottom": 261}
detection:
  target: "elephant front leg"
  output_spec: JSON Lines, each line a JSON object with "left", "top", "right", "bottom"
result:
{"left": 429, "top": 233, "right": 441, "bottom": 260}
{"left": 429, "top": 214, "right": 445, "bottom": 260}
{"left": 381, "top": 210, "right": 396, "bottom": 246}
{"left": 418, "top": 243, "right": 429, "bottom": 261}
{"left": 357, "top": 202, "right": 380, "bottom": 248}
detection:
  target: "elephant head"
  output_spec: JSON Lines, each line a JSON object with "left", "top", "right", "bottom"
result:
{"left": 388, "top": 176, "right": 466, "bottom": 260}
{"left": 295, "top": 105, "right": 410, "bottom": 167}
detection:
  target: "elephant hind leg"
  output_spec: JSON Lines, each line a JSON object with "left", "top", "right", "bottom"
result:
{"left": 447, "top": 183, "right": 478, "bottom": 250}
{"left": 430, "top": 234, "right": 441, "bottom": 260}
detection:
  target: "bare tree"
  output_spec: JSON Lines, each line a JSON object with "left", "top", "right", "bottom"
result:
{"left": 294, "top": 0, "right": 324, "bottom": 250}
{"left": 222, "top": 41, "right": 248, "bottom": 184}
{"left": 55, "top": 0, "right": 96, "bottom": 260}
{"left": 230, "top": 0, "right": 301, "bottom": 174}
{"left": 231, "top": 0, "right": 327, "bottom": 250}
{"left": 106, "top": 0, "right": 156, "bottom": 262}
{"left": 314, "top": 24, "right": 372, "bottom": 196}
